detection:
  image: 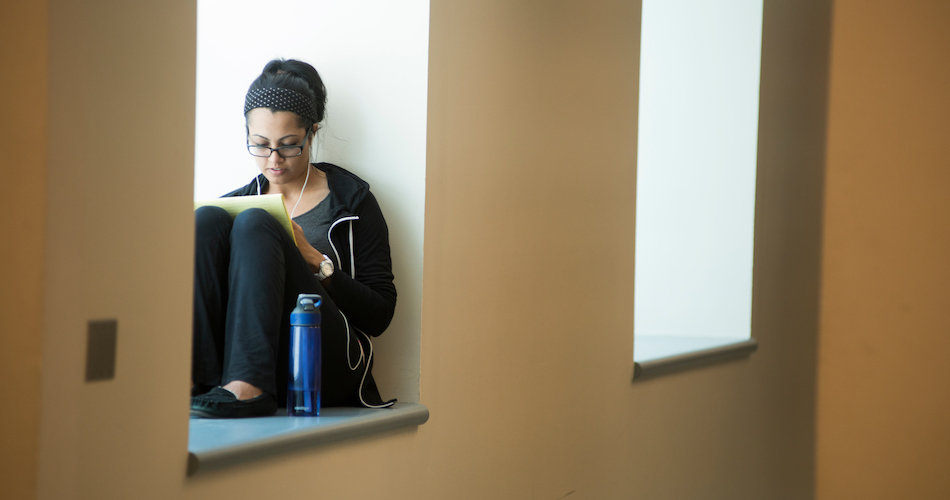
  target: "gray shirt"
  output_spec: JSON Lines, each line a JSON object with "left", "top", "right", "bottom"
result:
{"left": 293, "top": 195, "right": 334, "bottom": 264}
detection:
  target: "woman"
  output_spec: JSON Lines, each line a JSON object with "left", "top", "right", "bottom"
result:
{"left": 190, "top": 59, "right": 396, "bottom": 418}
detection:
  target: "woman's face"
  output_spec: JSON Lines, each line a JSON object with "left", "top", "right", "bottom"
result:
{"left": 246, "top": 108, "right": 313, "bottom": 188}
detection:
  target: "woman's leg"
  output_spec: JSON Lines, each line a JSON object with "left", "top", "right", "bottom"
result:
{"left": 192, "top": 206, "right": 233, "bottom": 388}
{"left": 199, "top": 207, "right": 367, "bottom": 406}
{"left": 220, "top": 208, "right": 291, "bottom": 398}
{"left": 229, "top": 210, "right": 367, "bottom": 406}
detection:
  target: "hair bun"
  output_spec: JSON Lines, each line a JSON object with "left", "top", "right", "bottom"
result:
{"left": 247, "top": 59, "right": 328, "bottom": 124}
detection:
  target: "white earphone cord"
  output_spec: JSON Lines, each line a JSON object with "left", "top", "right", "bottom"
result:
{"left": 289, "top": 164, "right": 311, "bottom": 219}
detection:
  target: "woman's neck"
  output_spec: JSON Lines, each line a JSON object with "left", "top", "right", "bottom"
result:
{"left": 267, "top": 165, "right": 330, "bottom": 218}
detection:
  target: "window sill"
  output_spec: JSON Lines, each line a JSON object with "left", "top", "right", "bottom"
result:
{"left": 633, "top": 336, "right": 757, "bottom": 380}
{"left": 187, "top": 402, "right": 429, "bottom": 476}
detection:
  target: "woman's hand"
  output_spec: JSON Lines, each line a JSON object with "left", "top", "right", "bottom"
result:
{"left": 292, "top": 221, "right": 324, "bottom": 272}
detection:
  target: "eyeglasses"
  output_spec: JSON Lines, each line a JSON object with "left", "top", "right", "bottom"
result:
{"left": 247, "top": 132, "right": 310, "bottom": 158}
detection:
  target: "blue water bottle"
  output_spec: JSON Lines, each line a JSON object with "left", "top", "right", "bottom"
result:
{"left": 288, "top": 293, "right": 321, "bottom": 416}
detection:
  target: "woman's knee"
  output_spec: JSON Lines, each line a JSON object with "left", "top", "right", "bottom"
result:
{"left": 232, "top": 208, "right": 281, "bottom": 238}
{"left": 195, "top": 205, "right": 232, "bottom": 238}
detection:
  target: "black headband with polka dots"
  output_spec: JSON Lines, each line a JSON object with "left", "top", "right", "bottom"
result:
{"left": 244, "top": 87, "right": 319, "bottom": 124}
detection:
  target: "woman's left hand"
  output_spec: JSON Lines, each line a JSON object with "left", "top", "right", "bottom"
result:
{"left": 292, "top": 221, "right": 324, "bottom": 272}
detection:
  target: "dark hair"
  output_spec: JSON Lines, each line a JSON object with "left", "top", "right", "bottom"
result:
{"left": 246, "top": 59, "right": 327, "bottom": 130}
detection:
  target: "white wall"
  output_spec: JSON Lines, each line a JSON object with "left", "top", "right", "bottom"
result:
{"left": 195, "top": 0, "right": 429, "bottom": 401}
{"left": 635, "top": 0, "right": 763, "bottom": 338}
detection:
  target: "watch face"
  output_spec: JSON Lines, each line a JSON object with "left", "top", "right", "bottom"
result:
{"left": 320, "top": 259, "right": 334, "bottom": 277}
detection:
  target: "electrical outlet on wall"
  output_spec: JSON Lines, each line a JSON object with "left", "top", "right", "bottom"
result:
{"left": 86, "top": 319, "right": 117, "bottom": 381}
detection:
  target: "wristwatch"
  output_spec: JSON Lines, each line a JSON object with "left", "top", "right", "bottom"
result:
{"left": 315, "top": 254, "right": 334, "bottom": 281}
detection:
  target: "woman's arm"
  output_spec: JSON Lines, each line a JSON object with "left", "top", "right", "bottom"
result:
{"left": 322, "top": 192, "right": 397, "bottom": 337}
{"left": 292, "top": 221, "right": 327, "bottom": 272}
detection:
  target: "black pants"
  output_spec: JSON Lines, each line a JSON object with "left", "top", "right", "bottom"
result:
{"left": 192, "top": 206, "right": 365, "bottom": 407}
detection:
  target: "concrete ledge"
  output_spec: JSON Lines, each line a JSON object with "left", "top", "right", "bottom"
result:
{"left": 633, "top": 338, "right": 758, "bottom": 380}
{"left": 187, "top": 402, "right": 429, "bottom": 476}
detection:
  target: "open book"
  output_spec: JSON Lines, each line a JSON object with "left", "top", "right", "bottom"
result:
{"left": 194, "top": 194, "right": 296, "bottom": 245}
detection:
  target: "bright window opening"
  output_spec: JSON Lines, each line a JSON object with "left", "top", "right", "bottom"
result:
{"left": 634, "top": 0, "right": 763, "bottom": 363}
{"left": 194, "top": 0, "right": 428, "bottom": 401}
{"left": 189, "top": 0, "right": 429, "bottom": 469}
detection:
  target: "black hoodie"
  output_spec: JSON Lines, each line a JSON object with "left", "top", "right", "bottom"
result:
{"left": 226, "top": 162, "right": 397, "bottom": 407}
{"left": 225, "top": 162, "right": 397, "bottom": 336}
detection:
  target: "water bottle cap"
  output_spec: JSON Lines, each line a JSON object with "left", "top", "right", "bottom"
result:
{"left": 291, "top": 293, "right": 322, "bottom": 326}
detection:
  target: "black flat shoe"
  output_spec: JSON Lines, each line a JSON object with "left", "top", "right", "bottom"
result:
{"left": 191, "top": 383, "right": 214, "bottom": 397}
{"left": 190, "top": 387, "right": 278, "bottom": 418}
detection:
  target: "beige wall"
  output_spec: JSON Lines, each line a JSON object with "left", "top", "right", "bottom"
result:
{"left": 817, "top": 1, "right": 950, "bottom": 498}
{"left": 0, "top": 2, "right": 48, "bottom": 500}
{"left": 183, "top": 4, "right": 823, "bottom": 499}
{"left": 36, "top": 1, "right": 196, "bottom": 498}
{"left": 3, "top": 0, "right": 847, "bottom": 498}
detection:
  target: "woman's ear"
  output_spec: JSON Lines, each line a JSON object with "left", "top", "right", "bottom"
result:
{"left": 307, "top": 124, "right": 320, "bottom": 161}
